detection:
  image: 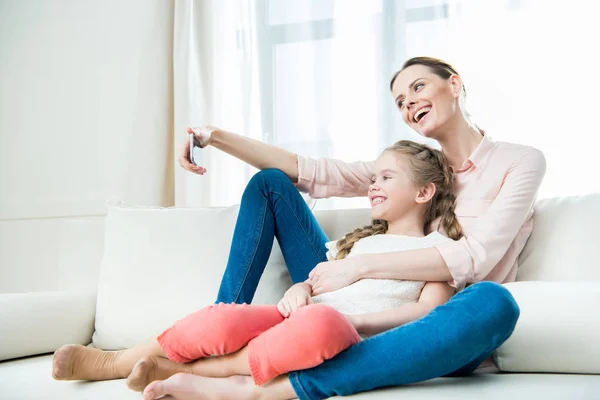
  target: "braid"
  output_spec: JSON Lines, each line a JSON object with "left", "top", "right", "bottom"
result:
{"left": 335, "top": 219, "right": 388, "bottom": 260}
{"left": 438, "top": 194, "right": 462, "bottom": 240}
{"left": 427, "top": 149, "right": 463, "bottom": 240}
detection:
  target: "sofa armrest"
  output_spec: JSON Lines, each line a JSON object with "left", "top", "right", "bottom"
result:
{"left": 495, "top": 281, "right": 600, "bottom": 374}
{"left": 0, "top": 290, "right": 96, "bottom": 361}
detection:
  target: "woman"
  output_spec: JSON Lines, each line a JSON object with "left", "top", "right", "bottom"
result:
{"left": 144, "top": 57, "right": 546, "bottom": 400}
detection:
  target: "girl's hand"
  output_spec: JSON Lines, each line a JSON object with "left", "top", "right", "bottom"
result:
{"left": 343, "top": 314, "right": 361, "bottom": 330}
{"left": 308, "top": 256, "right": 364, "bottom": 296}
{"left": 277, "top": 283, "right": 313, "bottom": 318}
{"left": 178, "top": 126, "right": 216, "bottom": 174}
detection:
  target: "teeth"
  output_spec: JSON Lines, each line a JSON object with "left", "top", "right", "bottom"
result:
{"left": 372, "top": 198, "right": 385, "bottom": 204}
{"left": 414, "top": 107, "right": 431, "bottom": 122}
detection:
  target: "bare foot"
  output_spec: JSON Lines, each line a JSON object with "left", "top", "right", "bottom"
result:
{"left": 52, "top": 344, "right": 123, "bottom": 381}
{"left": 127, "top": 355, "right": 191, "bottom": 392}
{"left": 142, "top": 374, "right": 260, "bottom": 400}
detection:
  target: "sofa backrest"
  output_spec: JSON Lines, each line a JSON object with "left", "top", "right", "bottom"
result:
{"left": 517, "top": 193, "right": 600, "bottom": 282}
{"left": 313, "top": 193, "right": 600, "bottom": 283}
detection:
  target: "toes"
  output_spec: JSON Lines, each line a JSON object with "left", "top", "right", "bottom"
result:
{"left": 143, "top": 374, "right": 185, "bottom": 400}
{"left": 143, "top": 380, "right": 162, "bottom": 400}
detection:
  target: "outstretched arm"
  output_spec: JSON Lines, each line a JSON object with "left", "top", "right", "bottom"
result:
{"left": 183, "top": 126, "right": 375, "bottom": 199}
{"left": 182, "top": 126, "right": 300, "bottom": 181}
{"left": 347, "top": 282, "right": 454, "bottom": 336}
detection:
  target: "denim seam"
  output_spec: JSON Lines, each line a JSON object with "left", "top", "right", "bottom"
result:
{"left": 271, "top": 189, "right": 327, "bottom": 264}
{"left": 231, "top": 195, "right": 268, "bottom": 303}
{"left": 289, "top": 371, "right": 313, "bottom": 400}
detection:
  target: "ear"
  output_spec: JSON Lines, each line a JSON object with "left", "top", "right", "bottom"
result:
{"left": 415, "top": 182, "right": 436, "bottom": 204}
{"left": 449, "top": 75, "right": 463, "bottom": 98}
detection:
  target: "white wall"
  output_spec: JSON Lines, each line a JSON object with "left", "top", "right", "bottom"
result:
{"left": 0, "top": 0, "right": 175, "bottom": 292}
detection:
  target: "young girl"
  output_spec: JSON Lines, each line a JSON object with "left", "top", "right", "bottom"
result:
{"left": 52, "top": 140, "right": 463, "bottom": 395}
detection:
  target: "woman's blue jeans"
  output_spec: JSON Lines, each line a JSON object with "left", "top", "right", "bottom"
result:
{"left": 215, "top": 169, "right": 520, "bottom": 400}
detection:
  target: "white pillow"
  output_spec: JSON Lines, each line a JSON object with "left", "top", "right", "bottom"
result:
{"left": 92, "top": 201, "right": 292, "bottom": 350}
{"left": 495, "top": 281, "right": 600, "bottom": 374}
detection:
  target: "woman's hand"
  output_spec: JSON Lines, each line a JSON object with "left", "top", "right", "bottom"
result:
{"left": 307, "top": 256, "right": 364, "bottom": 296}
{"left": 178, "top": 126, "right": 216, "bottom": 175}
{"left": 277, "top": 282, "right": 313, "bottom": 318}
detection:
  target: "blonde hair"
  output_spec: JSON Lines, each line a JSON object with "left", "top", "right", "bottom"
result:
{"left": 334, "top": 140, "right": 463, "bottom": 260}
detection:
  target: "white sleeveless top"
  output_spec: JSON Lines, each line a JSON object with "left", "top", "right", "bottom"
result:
{"left": 311, "top": 232, "right": 450, "bottom": 321}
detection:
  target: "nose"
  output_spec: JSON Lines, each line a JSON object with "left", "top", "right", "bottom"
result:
{"left": 369, "top": 182, "right": 379, "bottom": 192}
{"left": 406, "top": 94, "right": 417, "bottom": 108}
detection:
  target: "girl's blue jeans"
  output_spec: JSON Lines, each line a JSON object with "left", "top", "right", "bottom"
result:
{"left": 215, "top": 169, "right": 520, "bottom": 400}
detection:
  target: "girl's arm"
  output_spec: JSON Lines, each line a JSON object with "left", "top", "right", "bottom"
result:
{"left": 348, "top": 282, "right": 454, "bottom": 336}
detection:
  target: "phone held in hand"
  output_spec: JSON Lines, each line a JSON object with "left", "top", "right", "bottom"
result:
{"left": 189, "top": 133, "right": 202, "bottom": 166}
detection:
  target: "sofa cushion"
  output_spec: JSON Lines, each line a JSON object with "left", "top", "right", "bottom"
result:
{"left": 92, "top": 201, "right": 292, "bottom": 350}
{"left": 3, "top": 354, "right": 600, "bottom": 400}
{"left": 517, "top": 193, "right": 600, "bottom": 281}
{"left": 495, "top": 281, "right": 600, "bottom": 374}
{"left": 0, "top": 291, "right": 96, "bottom": 361}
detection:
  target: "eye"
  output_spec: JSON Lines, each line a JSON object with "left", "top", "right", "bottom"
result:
{"left": 415, "top": 82, "right": 424, "bottom": 91}
{"left": 383, "top": 176, "right": 391, "bottom": 181}
{"left": 397, "top": 99, "right": 405, "bottom": 109}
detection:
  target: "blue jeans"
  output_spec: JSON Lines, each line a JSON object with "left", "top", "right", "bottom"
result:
{"left": 216, "top": 169, "right": 520, "bottom": 400}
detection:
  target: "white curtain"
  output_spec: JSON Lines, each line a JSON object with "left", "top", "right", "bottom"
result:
{"left": 0, "top": 0, "right": 174, "bottom": 220}
{"left": 174, "top": 0, "right": 600, "bottom": 209}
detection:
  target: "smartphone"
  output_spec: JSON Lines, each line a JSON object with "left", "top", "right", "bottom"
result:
{"left": 189, "top": 133, "right": 202, "bottom": 166}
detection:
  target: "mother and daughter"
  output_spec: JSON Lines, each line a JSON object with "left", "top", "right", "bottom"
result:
{"left": 52, "top": 57, "right": 546, "bottom": 400}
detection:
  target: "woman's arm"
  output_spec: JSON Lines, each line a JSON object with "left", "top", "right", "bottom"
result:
{"left": 359, "top": 148, "right": 547, "bottom": 287}
{"left": 187, "top": 126, "right": 374, "bottom": 198}
{"left": 309, "top": 147, "right": 546, "bottom": 294}
{"left": 348, "top": 282, "right": 454, "bottom": 336}
{"left": 209, "top": 128, "right": 300, "bottom": 181}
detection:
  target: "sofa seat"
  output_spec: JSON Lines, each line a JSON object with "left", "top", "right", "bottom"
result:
{"left": 1, "top": 354, "right": 599, "bottom": 400}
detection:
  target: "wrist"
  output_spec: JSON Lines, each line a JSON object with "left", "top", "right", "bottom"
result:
{"left": 347, "top": 314, "right": 362, "bottom": 330}
{"left": 286, "top": 282, "right": 312, "bottom": 295}
{"left": 202, "top": 126, "right": 218, "bottom": 147}
{"left": 298, "top": 281, "right": 313, "bottom": 293}
{"left": 355, "top": 254, "right": 370, "bottom": 280}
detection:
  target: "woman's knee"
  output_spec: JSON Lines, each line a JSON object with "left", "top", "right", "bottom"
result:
{"left": 246, "top": 169, "right": 291, "bottom": 192}
{"left": 466, "top": 281, "right": 520, "bottom": 326}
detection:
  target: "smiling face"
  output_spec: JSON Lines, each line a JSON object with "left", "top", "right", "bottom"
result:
{"left": 391, "top": 64, "right": 462, "bottom": 140}
{"left": 369, "top": 151, "right": 420, "bottom": 222}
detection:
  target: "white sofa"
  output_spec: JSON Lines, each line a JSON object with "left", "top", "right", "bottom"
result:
{"left": 1, "top": 195, "right": 600, "bottom": 400}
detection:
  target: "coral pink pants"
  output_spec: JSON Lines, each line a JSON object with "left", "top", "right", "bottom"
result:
{"left": 157, "top": 302, "right": 361, "bottom": 385}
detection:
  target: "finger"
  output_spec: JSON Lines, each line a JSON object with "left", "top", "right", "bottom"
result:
{"left": 283, "top": 301, "right": 292, "bottom": 316}
{"left": 296, "top": 296, "right": 305, "bottom": 309}
{"left": 290, "top": 298, "right": 300, "bottom": 313}
{"left": 277, "top": 302, "right": 287, "bottom": 317}
{"left": 311, "top": 285, "right": 323, "bottom": 296}
{"left": 279, "top": 301, "right": 290, "bottom": 317}
{"left": 179, "top": 157, "right": 194, "bottom": 171}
